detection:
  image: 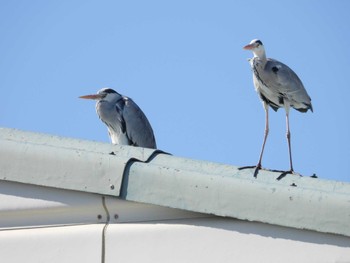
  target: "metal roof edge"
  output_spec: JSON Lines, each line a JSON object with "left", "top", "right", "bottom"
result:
{"left": 0, "top": 127, "right": 161, "bottom": 196}
{"left": 1, "top": 127, "right": 350, "bottom": 237}
{"left": 124, "top": 156, "right": 350, "bottom": 236}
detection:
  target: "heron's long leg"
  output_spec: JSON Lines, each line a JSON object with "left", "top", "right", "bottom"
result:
{"left": 285, "top": 109, "right": 294, "bottom": 172}
{"left": 249, "top": 102, "right": 270, "bottom": 177}
{"left": 273, "top": 108, "right": 297, "bottom": 180}
{"left": 256, "top": 102, "right": 269, "bottom": 169}
{"left": 239, "top": 102, "right": 269, "bottom": 177}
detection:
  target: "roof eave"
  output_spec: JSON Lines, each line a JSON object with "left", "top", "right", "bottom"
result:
{"left": 1, "top": 127, "right": 350, "bottom": 237}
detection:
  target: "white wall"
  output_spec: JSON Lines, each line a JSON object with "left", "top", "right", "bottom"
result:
{"left": 1, "top": 181, "right": 349, "bottom": 263}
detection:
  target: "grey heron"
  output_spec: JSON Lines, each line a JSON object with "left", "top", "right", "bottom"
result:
{"left": 240, "top": 39, "right": 313, "bottom": 178}
{"left": 79, "top": 88, "right": 157, "bottom": 149}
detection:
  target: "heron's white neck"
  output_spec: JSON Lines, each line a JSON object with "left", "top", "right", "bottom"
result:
{"left": 103, "top": 93, "right": 122, "bottom": 104}
{"left": 252, "top": 46, "right": 267, "bottom": 62}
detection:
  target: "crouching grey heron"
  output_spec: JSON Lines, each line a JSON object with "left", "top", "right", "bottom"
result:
{"left": 79, "top": 88, "right": 157, "bottom": 149}
{"left": 239, "top": 39, "right": 313, "bottom": 178}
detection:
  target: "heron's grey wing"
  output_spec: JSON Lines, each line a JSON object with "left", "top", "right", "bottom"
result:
{"left": 262, "top": 59, "right": 313, "bottom": 112}
{"left": 122, "top": 97, "right": 157, "bottom": 149}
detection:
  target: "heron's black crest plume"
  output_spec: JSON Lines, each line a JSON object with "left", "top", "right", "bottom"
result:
{"left": 255, "top": 40, "right": 263, "bottom": 45}
{"left": 102, "top": 88, "right": 118, "bottom": 94}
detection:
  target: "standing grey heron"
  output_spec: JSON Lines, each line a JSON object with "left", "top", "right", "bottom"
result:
{"left": 240, "top": 39, "right": 313, "bottom": 178}
{"left": 79, "top": 88, "right": 157, "bottom": 149}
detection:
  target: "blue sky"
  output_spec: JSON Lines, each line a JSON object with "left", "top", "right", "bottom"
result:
{"left": 1, "top": 0, "right": 349, "bottom": 182}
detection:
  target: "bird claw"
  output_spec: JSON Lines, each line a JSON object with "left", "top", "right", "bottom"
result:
{"left": 275, "top": 170, "right": 295, "bottom": 180}
{"left": 239, "top": 166, "right": 308, "bottom": 180}
{"left": 238, "top": 165, "right": 257, "bottom": 170}
{"left": 276, "top": 171, "right": 317, "bottom": 180}
{"left": 238, "top": 165, "right": 262, "bottom": 178}
{"left": 253, "top": 166, "right": 261, "bottom": 178}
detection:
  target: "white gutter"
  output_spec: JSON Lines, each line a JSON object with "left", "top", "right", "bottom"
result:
{"left": 1, "top": 127, "right": 349, "bottom": 236}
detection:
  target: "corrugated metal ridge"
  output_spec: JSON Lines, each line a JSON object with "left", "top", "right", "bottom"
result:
{"left": 1, "top": 127, "right": 350, "bottom": 237}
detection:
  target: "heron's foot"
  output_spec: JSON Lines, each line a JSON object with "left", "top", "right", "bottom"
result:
{"left": 238, "top": 165, "right": 257, "bottom": 170}
{"left": 239, "top": 166, "right": 317, "bottom": 181}
{"left": 274, "top": 170, "right": 303, "bottom": 180}
{"left": 238, "top": 164, "right": 262, "bottom": 178}
{"left": 269, "top": 170, "right": 317, "bottom": 180}
{"left": 276, "top": 170, "right": 294, "bottom": 180}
